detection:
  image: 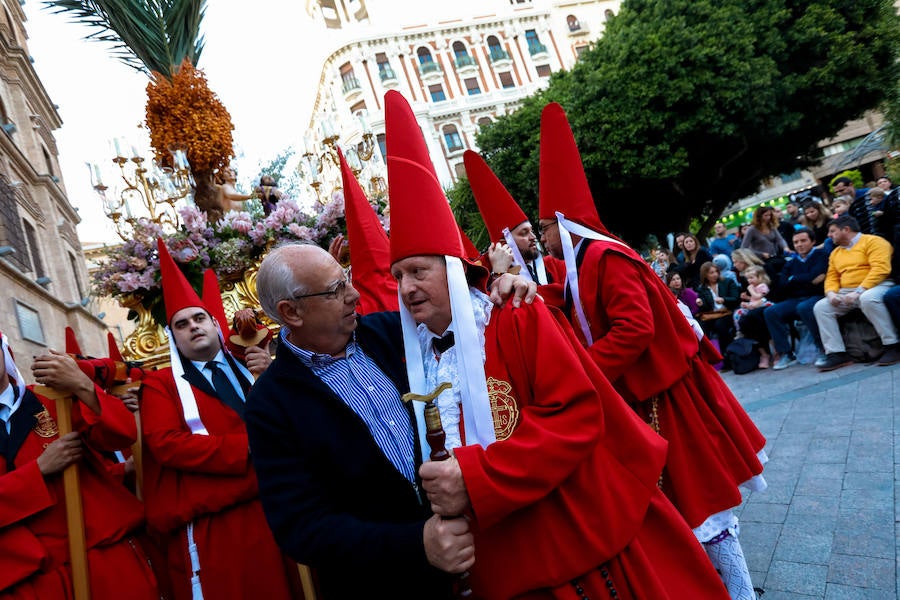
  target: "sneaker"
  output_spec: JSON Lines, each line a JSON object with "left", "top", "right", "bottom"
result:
{"left": 772, "top": 354, "right": 797, "bottom": 371}
{"left": 814, "top": 352, "right": 828, "bottom": 367}
{"left": 877, "top": 345, "right": 900, "bottom": 366}
{"left": 818, "top": 352, "right": 854, "bottom": 372}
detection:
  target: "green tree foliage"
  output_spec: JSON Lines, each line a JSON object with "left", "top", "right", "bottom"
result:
{"left": 43, "top": 0, "right": 206, "bottom": 79}
{"left": 454, "top": 0, "right": 900, "bottom": 244}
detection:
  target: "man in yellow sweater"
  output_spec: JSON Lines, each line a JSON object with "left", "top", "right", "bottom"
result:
{"left": 814, "top": 214, "right": 899, "bottom": 371}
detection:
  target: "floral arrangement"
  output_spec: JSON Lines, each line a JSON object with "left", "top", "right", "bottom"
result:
{"left": 91, "top": 193, "right": 351, "bottom": 325}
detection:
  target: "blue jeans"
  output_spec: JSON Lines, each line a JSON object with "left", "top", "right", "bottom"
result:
{"left": 764, "top": 296, "right": 823, "bottom": 355}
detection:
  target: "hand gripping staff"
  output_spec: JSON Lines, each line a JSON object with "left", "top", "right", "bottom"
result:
{"left": 403, "top": 382, "right": 473, "bottom": 599}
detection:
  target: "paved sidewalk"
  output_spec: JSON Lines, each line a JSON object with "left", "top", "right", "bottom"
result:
{"left": 721, "top": 361, "right": 899, "bottom": 599}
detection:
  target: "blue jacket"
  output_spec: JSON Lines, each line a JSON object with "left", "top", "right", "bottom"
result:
{"left": 776, "top": 247, "right": 828, "bottom": 298}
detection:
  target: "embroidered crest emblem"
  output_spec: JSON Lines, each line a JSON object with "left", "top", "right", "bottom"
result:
{"left": 486, "top": 377, "right": 518, "bottom": 441}
{"left": 33, "top": 408, "right": 58, "bottom": 438}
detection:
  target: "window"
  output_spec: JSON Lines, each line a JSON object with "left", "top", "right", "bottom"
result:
{"left": 69, "top": 253, "right": 85, "bottom": 298}
{"left": 23, "top": 220, "right": 45, "bottom": 278}
{"left": 477, "top": 117, "right": 493, "bottom": 129}
{"left": 605, "top": 9, "right": 615, "bottom": 20}
{"left": 417, "top": 47, "right": 434, "bottom": 65}
{"left": 453, "top": 41, "right": 475, "bottom": 68}
{"left": 320, "top": 0, "right": 341, "bottom": 28}
{"left": 42, "top": 147, "right": 54, "bottom": 176}
{"left": 498, "top": 71, "right": 515, "bottom": 89}
{"left": 443, "top": 125, "right": 463, "bottom": 152}
{"left": 464, "top": 78, "right": 481, "bottom": 95}
{"left": 429, "top": 84, "right": 446, "bottom": 102}
{"left": 454, "top": 162, "right": 467, "bottom": 179}
{"left": 15, "top": 300, "right": 45, "bottom": 345}
{"left": 377, "top": 133, "right": 387, "bottom": 161}
{"left": 487, "top": 36, "right": 508, "bottom": 62}
{"left": 0, "top": 175, "right": 27, "bottom": 271}
{"left": 574, "top": 45, "right": 589, "bottom": 59}
{"left": 536, "top": 64, "right": 551, "bottom": 77}
{"left": 376, "top": 53, "right": 396, "bottom": 81}
{"left": 567, "top": 15, "right": 581, "bottom": 32}
{"left": 340, "top": 62, "right": 360, "bottom": 94}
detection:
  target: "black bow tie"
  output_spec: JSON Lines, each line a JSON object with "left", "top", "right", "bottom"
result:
{"left": 432, "top": 332, "right": 455, "bottom": 354}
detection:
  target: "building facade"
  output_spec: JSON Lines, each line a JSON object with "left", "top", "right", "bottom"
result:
{"left": 0, "top": 0, "right": 107, "bottom": 377}
{"left": 304, "top": 0, "right": 620, "bottom": 186}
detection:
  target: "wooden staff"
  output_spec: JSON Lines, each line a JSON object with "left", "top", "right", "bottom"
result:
{"left": 403, "top": 383, "right": 473, "bottom": 599}
{"left": 35, "top": 385, "right": 91, "bottom": 600}
{"left": 111, "top": 382, "right": 143, "bottom": 501}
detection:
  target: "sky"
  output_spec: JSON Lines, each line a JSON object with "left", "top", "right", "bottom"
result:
{"left": 21, "top": 0, "right": 320, "bottom": 244}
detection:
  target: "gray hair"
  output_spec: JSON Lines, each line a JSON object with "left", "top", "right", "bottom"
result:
{"left": 256, "top": 242, "right": 315, "bottom": 325}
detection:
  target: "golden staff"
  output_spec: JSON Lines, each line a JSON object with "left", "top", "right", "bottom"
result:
{"left": 34, "top": 384, "right": 91, "bottom": 600}
{"left": 110, "top": 382, "right": 143, "bottom": 501}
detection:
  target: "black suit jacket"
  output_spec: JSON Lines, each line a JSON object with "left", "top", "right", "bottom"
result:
{"left": 246, "top": 312, "right": 452, "bottom": 600}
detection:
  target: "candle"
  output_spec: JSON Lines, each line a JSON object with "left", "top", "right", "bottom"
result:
{"left": 113, "top": 137, "right": 123, "bottom": 158}
{"left": 358, "top": 111, "right": 370, "bottom": 132}
{"left": 93, "top": 164, "right": 104, "bottom": 187}
{"left": 132, "top": 145, "right": 140, "bottom": 159}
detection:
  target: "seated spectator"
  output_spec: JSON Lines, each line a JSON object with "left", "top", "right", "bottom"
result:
{"left": 764, "top": 228, "right": 828, "bottom": 370}
{"left": 734, "top": 223, "right": 752, "bottom": 249}
{"left": 678, "top": 233, "right": 712, "bottom": 288}
{"left": 667, "top": 271, "right": 700, "bottom": 316}
{"left": 833, "top": 176, "right": 873, "bottom": 234}
{"left": 776, "top": 207, "right": 797, "bottom": 250}
{"left": 651, "top": 246, "right": 675, "bottom": 279}
{"left": 741, "top": 205, "right": 790, "bottom": 261}
{"left": 709, "top": 222, "right": 737, "bottom": 258}
{"left": 731, "top": 249, "right": 764, "bottom": 286}
{"left": 696, "top": 261, "right": 741, "bottom": 369}
{"left": 799, "top": 201, "right": 833, "bottom": 248}
{"left": 831, "top": 195, "right": 851, "bottom": 217}
{"left": 814, "top": 215, "right": 899, "bottom": 370}
{"left": 712, "top": 254, "right": 740, "bottom": 286}
{"left": 866, "top": 187, "right": 888, "bottom": 238}
{"left": 673, "top": 231, "right": 687, "bottom": 262}
{"left": 734, "top": 265, "right": 774, "bottom": 368}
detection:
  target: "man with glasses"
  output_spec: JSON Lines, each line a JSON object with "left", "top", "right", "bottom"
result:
{"left": 139, "top": 240, "right": 298, "bottom": 600}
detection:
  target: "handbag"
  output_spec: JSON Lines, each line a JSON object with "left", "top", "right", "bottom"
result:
{"left": 698, "top": 308, "right": 731, "bottom": 322}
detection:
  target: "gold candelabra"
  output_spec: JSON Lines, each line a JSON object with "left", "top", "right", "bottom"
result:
{"left": 89, "top": 143, "right": 194, "bottom": 241}
{"left": 299, "top": 111, "right": 386, "bottom": 203}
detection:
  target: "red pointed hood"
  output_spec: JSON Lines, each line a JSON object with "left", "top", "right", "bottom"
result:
{"left": 107, "top": 332, "right": 124, "bottom": 363}
{"left": 65, "top": 326, "right": 83, "bottom": 356}
{"left": 201, "top": 268, "right": 230, "bottom": 336}
{"left": 464, "top": 150, "right": 528, "bottom": 243}
{"left": 385, "top": 90, "right": 466, "bottom": 264}
{"left": 339, "top": 148, "right": 398, "bottom": 313}
{"left": 538, "top": 102, "right": 608, "bottom": 233}
{"left": 157, "top": 237, "right": 207, "bottom": 324}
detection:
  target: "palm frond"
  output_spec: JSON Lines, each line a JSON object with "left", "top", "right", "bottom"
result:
{"left": 42, "top": 0, "right": 205, "bottom": 79}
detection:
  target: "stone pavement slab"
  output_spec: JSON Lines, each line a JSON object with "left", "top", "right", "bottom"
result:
{"left": 721, "top": 361, "right": 899, "bottom": 599}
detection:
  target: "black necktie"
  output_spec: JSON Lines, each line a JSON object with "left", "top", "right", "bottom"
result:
{"left": 206, "top": 361, "right": 244, "bottom": 419}
{"left": 432, "top": 332, "right": 455, "bottom": 355}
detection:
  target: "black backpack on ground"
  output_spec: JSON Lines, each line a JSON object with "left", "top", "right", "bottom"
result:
{"left": 725, "top": 338, "right": 760, "bottom": 375}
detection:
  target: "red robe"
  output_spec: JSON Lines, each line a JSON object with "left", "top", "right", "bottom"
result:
{"left": 543, "top": 241, "right": 766, "bottom": 528}
{"left": 453, "top": 301, "right": 728, "bottom": 600}
{"left": 140, "top": 368, "right": 298, "bottom": 600}
{"left": 0, "top": 386, "right": 158, "bottom": 599}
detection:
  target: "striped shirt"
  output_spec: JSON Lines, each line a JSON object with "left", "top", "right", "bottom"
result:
{"left": 280, "top": 330, "right": 417, "bottom": 484}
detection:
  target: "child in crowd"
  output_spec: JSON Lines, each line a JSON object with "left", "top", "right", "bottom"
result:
{"left": 831, "top": 195, "right": 851, "bottom": 216}
{"left": 734, "top": 265, "right": 774, "bottom": 368}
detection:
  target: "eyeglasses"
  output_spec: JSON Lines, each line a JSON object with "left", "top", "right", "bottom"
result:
{"left": 291, "top": 276, "right": 349, "bottom": 301}
{"left": 537, "top": 221, "right": 558, "bottom": 236}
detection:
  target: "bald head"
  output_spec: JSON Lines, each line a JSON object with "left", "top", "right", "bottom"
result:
{"left": 257, "top": 244, "right": 334, "bottom": 324}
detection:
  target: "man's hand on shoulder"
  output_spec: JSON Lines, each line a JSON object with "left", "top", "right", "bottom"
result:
{"left": 423, "top": 514, "right": 475, "bottom": 574}
{"left": 489, "top": 272, "right": 537, "bottom": 308}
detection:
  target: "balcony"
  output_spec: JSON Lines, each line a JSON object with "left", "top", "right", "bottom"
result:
{"left": 418, "top": 61, "right": 443, "bottom": 80}
{"left": 489, "top": 48, "right": 510, "bottom": 62}
{"left": 341, "top": 75, "right": 361, "bottom": 95}
{"left": 378, "top": 66, "right": 397, "bottom": 83}
{"left": 527, "top": 42, "right": 548, "bottom": 58}
{"left": 567, "top": 22, "right": 590, "bottom": 37}
{"left": 454, "top": 54, "right": 476, "bottom": 69}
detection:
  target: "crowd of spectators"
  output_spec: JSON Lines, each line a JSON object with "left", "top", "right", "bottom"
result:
{"left": 654, "top": 176, "right": 900, "bottom": 373}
